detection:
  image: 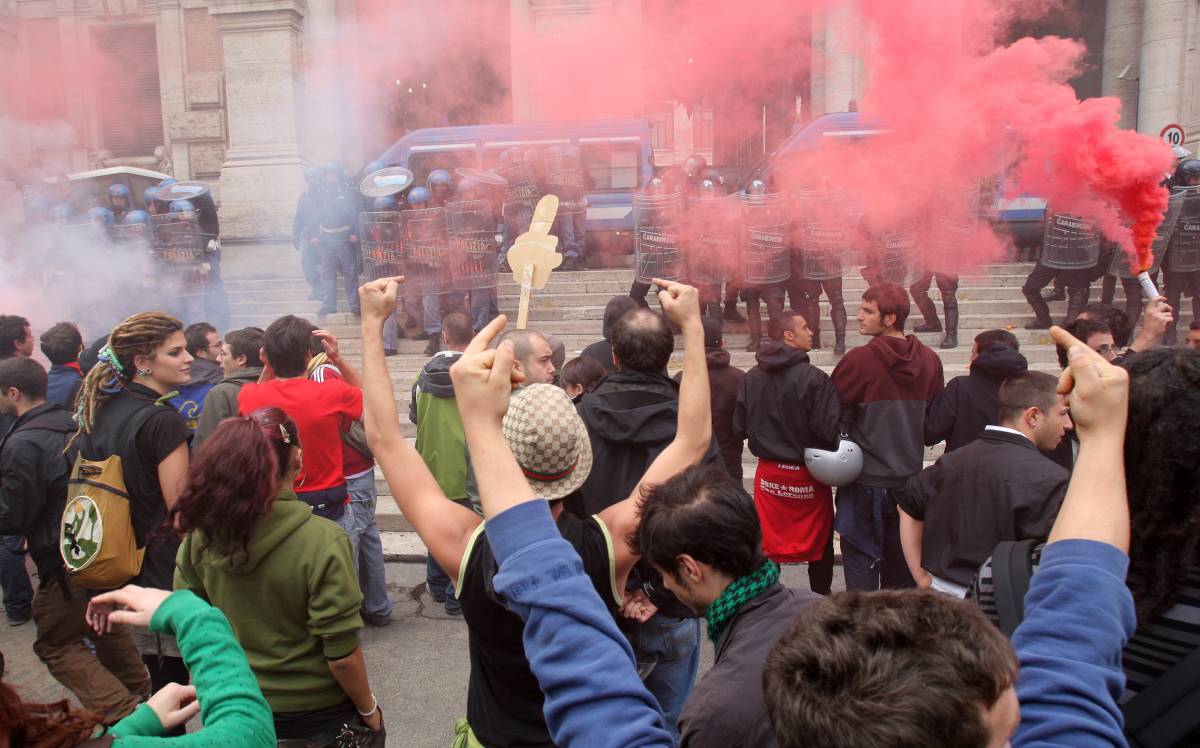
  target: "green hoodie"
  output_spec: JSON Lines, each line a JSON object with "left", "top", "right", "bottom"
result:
{"left": 409, "top": 350, "right": 469, "bottom": 500}
{"left": 194, "top": 367, "right": 264, "bottom": 447}
{"left": 174, "top": 489, "right": 363, "bottom": 713}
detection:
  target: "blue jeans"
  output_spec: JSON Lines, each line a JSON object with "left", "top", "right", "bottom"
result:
{"left": 1, "top": 535, "right": 33, "bottom": 621}
{"left": 425, "top": 499, "right": 472, "bottom": 609}
{"left": 381, "top": 311, "right": 403, "bottom": 350}
{"left": 835, "top": 483, "right": 916, "bottom": 592}
{"left": 469, "top": 288, "right": 499, "bottom": 332}
{"left": 319, "top": 240, "right": 360, "bottom": 316}
{"left": 344, "top": 471, "right": 392, "bottom": 619}
{"left": 554, "top": 211, "right": 585, "bottom": 262}
{"left": 300, "top": 241, "right": 321, "bottom": 293}
{"left": 631, "top": 614, "right": 700, "bottom": 737}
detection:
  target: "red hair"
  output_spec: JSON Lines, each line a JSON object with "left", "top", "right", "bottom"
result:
{"left": 0, "top": 680, "right": 100, "bottom": 746}
{"left": 168, "top": 408, "right": 300, "bottom": 561}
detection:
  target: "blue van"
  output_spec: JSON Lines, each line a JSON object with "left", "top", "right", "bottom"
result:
{"left": 741, "top": 112, "right": 1046, "bottom": 249}
{"left": 374, "top": 119, "right": 655, "bottom": 258}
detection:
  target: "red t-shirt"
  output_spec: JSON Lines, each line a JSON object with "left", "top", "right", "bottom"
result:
{"left": 238, "top": 378, "right": 363, "bottom": 492}
{"left": 309, "top": 362, "right": 374, "bottom": 476}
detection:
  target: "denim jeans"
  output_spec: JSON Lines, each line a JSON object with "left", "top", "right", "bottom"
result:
{"left": 631, "top": 614, "right": 701, "bottom": 738}
{"left": 344, "top": 471, "right": 392, "bottom": 620}
{"left": 0, "top": 535, "right": 32, "bottom": 621}
{"left": 468, "top": 288, "right": 500, "bottom": 332}
{"left": 381, "top": 311, "right": 403, "bottom": 350}
{"left": 553, "top": 211, "right": 585, "bottom": 262}
{"left": 835, "top": 483, "right": 916, "bottom": 592}
{"left": 426, "top": 499, "right": 472, "bottom": 609}
{"left": 300, "top": 242, "right": 321, "bottom": 293}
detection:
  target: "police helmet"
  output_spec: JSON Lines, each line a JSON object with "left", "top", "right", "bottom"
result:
{"left": 51, "top": 204, "right": 74, "bottom": 223}
{"left": 506, "top": 147, "right": 525, "bottom": 165}
{"left": 407, "top": 186, "right": 431, "bottom": 209}
{"left": 1174, "top": 159, "right": 1200, "bottom": 188}
{"left": 363, "top": 160, "right": 386, "bottom": 176}
{"left": 168, "top": 199, "right": 195, "bottom": 214}
{"left": 683, "top": 154, "right": 708, "bottom": 179}
{"left": 88, "top": 206, "right": 115, "bottom": 225}
{"left": 647, "top": 177, "right": 666, "bottom": 196}
{"left": 303, "top": 166, "right": 322, "bottom": 187}
{"left": 123, "top": 209, "right": 150, "bottom": 225}
{"left": 158, "top": 177, "right": 178, "bottom": 188}
{"left": 323, "top": 161, "right": 346, "bottom": 181}
{"left": 143, "top": 186, "right": 160, "bottom": 206}
{"left": 427, "top": 169, "right": 453, "bottom": 194}
{"left": 804, "top": 438, "right": 864, "bottom": 487}
{"left": 697, "top": 179, "right": 718, "bottom": 198}
{"left": 372, "top": 196, "right": 398, "bottom": 211}
{"left": 699, "top": 167, "right": 722, "bottom": 185}
{"left": 455, "top": 177, "right": 482, "bottom": 201}
{"left": 107, "top": 183, "right": 131, "bottom": 203}
{"left": 747, "top": 179, "right": 768, "bottom": 196}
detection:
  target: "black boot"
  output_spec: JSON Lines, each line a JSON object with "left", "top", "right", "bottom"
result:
{"left": 911, "top": 293, "right": 942, "bottom": 333}
{"left": 723, "top": 300, "right": 748, "bottom": 324}
{"left": 940, "top": 299, "right": 959, "bottom": 349}
{"left": 1024, "top": 289, "right": 1054, "bottom": 329}
{"left": 746, "top": 299, "right": 763, "bottom": 352}
{"left": 809, "top": 299, "right": 823, "bottom": 348}
{"left": 831, "top": 304, "right": 848, "bottom": 355}
{"left": 1042, "top": 286, "right": 1066, "bottom": 302}
{"left": 1063, "top": 290, "right": 1088, "bottom": 326}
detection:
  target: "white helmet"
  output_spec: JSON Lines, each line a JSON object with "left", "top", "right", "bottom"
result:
{"left": 804, "top": 437, "right": 863, "bottom": 487}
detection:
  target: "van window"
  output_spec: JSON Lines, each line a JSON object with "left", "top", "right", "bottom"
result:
{"left": 581, "top": 143, "right": 642, "bottom": 192}
{"left": 407, "top": 149, "right": 479, "bottom": 187}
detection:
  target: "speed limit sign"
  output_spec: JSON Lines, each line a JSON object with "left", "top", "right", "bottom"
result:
{"left": 1161, "top": 123, "right": 1186, "bottom": 147}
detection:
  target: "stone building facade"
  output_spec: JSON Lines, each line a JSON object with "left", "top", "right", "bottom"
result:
{"left": 0, "top": 0, "right": 1196, "bottom": 240}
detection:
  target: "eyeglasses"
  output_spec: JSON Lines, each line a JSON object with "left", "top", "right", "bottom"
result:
{"left": 1095, "top": 344, "right": 1117, "bottom": 359}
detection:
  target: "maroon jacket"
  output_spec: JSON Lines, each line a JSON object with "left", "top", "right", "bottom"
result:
{"left": 831, "top": 335, "right": 944, "bottom": 487}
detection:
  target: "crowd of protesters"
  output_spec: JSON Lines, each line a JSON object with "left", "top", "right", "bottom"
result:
{"left": 0, "top": 254, "right": 1196, "bottom": 748}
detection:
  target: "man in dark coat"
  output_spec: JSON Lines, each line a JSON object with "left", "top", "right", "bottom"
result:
{"left": 674, "top": 316, "right": 744, "bottom": 480}
{"left": 924, "top": 329, "right": 1028, "bottom": 452}
{"left": 899, "top": 370, "right": 1072, "bottom": 596}
{"left": 581, "top": 295, "right": 638, "bottom": 372}
{"left": 734, "top": 311, "right": 841, "bottom": 593}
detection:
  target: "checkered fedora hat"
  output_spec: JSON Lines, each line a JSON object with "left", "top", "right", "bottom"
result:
{"left": 502, "top": 384, "right": 593, "bottom": 500}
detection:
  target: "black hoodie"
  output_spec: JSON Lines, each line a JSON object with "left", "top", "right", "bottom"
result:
{"left": 924, "top": 345, "right": 1029, "bottom": 451}
{"left": 0, "top": 403, "right": 77, "bottom": 579}
{"left": 675, "top": 348, "right": 746, "bottom": 479}
{"left": 734, "top": 339, "right": 841, "bottom": 465}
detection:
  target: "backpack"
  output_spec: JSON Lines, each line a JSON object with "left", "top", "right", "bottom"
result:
{"left": 989, "top": 540, "right": 1200, "bottom": 748}
{"left": 59, "top": 406, "right": 158, "bottom": 589}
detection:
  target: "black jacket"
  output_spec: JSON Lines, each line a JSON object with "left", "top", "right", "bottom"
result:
{"left": 900, "top": 428, "right": 1069, "bottom": 587}
{"left": 677, "top": 584, "right": 819, "bottom": 747}
{"left": 733, "top": 340, "right": 841, "bottom": 464}
{"left": 0, "top": 403, "right": 77, "bottom": 579}
{"left": 580, "top": 339, "right": 616, "bottom": 372}
{"left": 924, "top": 346, "right": 1028, "bottom": 451}
{"left": 675, "top": 348, "right": 746, "bottom": 480}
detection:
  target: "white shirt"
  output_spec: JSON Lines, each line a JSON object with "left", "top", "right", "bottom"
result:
{"left": 984, "top": 424, "right": 1031, "bottom": 443}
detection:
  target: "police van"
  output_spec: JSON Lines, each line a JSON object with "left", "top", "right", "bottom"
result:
{"left": 741, "top": 112, "right": 1047, "bottom": 251}
{"left": 375, "top": 119, "right": 655, "bottom": 260}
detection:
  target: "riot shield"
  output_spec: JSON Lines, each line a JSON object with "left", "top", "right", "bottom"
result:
{"left": 358, "top": 211, "right": 403, "bottom": 281}
{"left": 633, "top": 192, "right": 684, "bottom": 283}
{"left": 497, "top": 163, "right": 541, "bottom": 204}
{"left": 1040, "top": 211, "right": 1101, "bottom": 270}
{"left": 685, "top": 194, "right": 739, "bottom": 286}
{"left": 544, "top": 146, "right": 587, "bottom": 216}
{"left": 1165, "top": 186, "right": 1200, "bottom": 273}
{"left": 926, "top": 184, "right": 986, "bottom": 275}
{"left": 871, "top": 225, "right": 921, "bottom": 286}
{"left": 401, "top": 206, "right": 451, "bottom": 293}
{"left": 740, "top": 193, "right": 791, "bottom": 286}
{"left": 446, "top": 199, "right": 501, "bottom": 291}
{"left": 794, "top": 190, "right": 848, "bottom": 281}
{"left": 150, "top": 212, "right": 210, "bottom": 298}
{"left": 1109, "top": 190, "right": 1184, "bottom": 277}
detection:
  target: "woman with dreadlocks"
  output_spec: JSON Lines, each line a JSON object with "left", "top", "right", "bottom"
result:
{"left": 74, "top": 312, "right": 193, "bottom": 699}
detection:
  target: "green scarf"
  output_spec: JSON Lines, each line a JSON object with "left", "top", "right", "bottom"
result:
{"left": 704, "top": 560, "right": 781, "bottom": 644}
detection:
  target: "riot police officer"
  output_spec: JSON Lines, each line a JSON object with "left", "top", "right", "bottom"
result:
{"left": 294, "top": 165, "right": 324, "bottom": 299}
{"left": 456, "top": 177, "right": 504, "bottom": 332}
{"left": 544, "top": 145, "right": 588, "bottom": 270}
{"left": 1164, "top": 159, "right": 1200, "bottom": 343}
{"left": 143, "top": 186, "right": 163, "bottom": 216}
{"left": 313, "top": 161, "right": 361, "bottom": 317}
{"left": 740, "top": 179, "right": 788, "bottom": 351}
{"left": 427, "top": 169, "right": 454, "bottom": 208}
{"left": 107, "top": 184, "right": 132, "bottom": 222}
{"left": 789, "top": 186, "right": 850, "bottom": 354}
{"left": 1022, "top": 211, "right": 1101, "bottom": 328}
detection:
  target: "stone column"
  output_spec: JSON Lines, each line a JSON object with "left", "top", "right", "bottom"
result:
{"left": 1101, "top": 0, "right": 1141, "bottom": 130}
{"left": 822, "top": 4, "right": 862, "bottom": 115}
{"left": 211, "top": 0, "right": 307, "bottom": 240}
{"left": 156, "top": 2, "right": 189, "bottom": 178}
{"left": 1136, "top": 0, "right": 1185, "bottom": 135}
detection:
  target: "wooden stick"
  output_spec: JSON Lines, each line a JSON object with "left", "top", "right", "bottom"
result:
{"left": 517, "top": 263, "right": 534, "bottom": 330}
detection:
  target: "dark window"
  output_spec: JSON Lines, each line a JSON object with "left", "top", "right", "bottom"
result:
{"left": 93, "top": 25, "right": 164, "bottom": 157}
{"left": 580, "top": 143, "right": 642, "bottom": 191}
{"left": 407, "top": 149, "right": 479, "bottom": 187}
{"left": 646, "top": 102, "right": 675, "bottom": 150}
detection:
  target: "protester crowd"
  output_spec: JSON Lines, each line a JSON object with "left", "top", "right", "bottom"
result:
{"left": 0, "top": 238, "right": 1197, "bottom": 748}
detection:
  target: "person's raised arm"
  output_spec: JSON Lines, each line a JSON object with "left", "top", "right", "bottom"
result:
{"left": 1125, "top": 296, "right": 1172, "bottom": 356}
{"left": 1011, "top": 325, "right": 1134, "bottom": 748}
{"left": 448, "top": 318, "right": 673, "bottom": 748}
{"left": 312, "top": 329, "right": 362, "bottom": 389}
{"left": 359, "top": 277, "right": 480, "bottom": 582}
{"left": 598, "top": 280, "right": 711, "bottom": 583}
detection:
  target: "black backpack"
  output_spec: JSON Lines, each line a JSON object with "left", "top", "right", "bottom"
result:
{"left": 991, "top": 540, "right": 1200, "bottom": 748}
